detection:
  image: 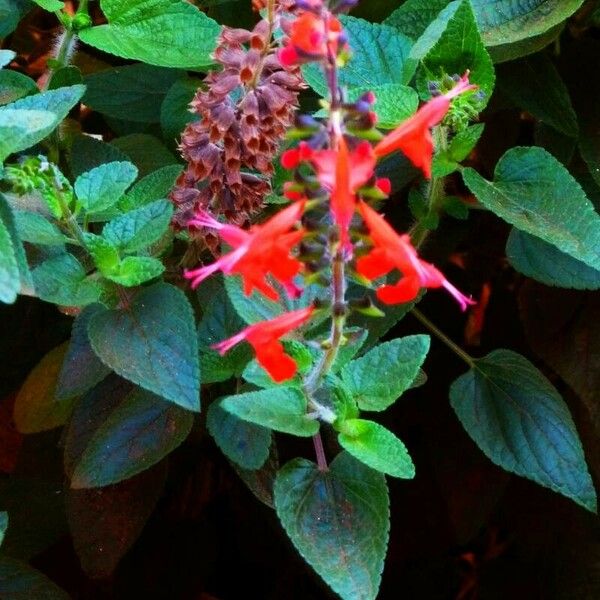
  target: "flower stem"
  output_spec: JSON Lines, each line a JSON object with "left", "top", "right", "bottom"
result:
{"left": 411, "top": 307, "right": 475, "bottom": 368}
{"left": 312, "top": 432, "right": 328, "bottom": 472}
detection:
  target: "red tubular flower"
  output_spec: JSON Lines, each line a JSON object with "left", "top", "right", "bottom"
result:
{"left": 185, "top": 201, "right": 306, "bottom": 301}
{"left": 213, "top": 306, "right": 315, "bottom": 382}
{"left": 374, "top": 74, "right": 476, "bottom": 178}
{"left": 356, "top": 201, "right": 475, "bottom": 310}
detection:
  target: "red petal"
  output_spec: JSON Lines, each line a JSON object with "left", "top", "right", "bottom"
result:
{"left": 376, "top": 276, "right": 421, "bottom": 305}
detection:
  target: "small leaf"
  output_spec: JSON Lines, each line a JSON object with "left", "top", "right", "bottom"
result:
{"left": 341, "top": 335, "right": 430, "bottom": 411}
{"left": 207, "top": 399, "right": 271, "bottom": 470}
{"left": 84, "top": 233, "right": 120, "bottom": 274}
{"left": 275, "top": 452, "right": 390, "bottom": 600}
{"left": 220, "top": 387, "right": 318, "bottom": 437}
{"left": 102, "top": 199, "right": 173, "bottom": 253}
{"left": 88, "top": 282, "right": 200, "bottom": 411}
{"left": 32, "top": 0, "right": 64, "bottom": 10}
{"left": 13, "top": 344, "right": 75, "bottom": 434}
{"left": 118, "top": 164, "right": 182, "bottom": 212}
{"left": 74, "top": 161, "right": 138, "bottom": 213}
{"left": 13, "top": 211, "right": 67, "bottom": 245}
{"left": 463, "top": 147, "right": 600, "bottom": 271}
{"left": 0, "top": 70, "right": 38, "bottom": 106}
{"left": 450, "top": 349, "right": 597, "bottom": 512}
{"left": 0, "top": 50, "right": 16, "bottom": 69}
{"left": 338, "top": 419, "right": 415, "bottom": 478}
{"left": 0, "top": 557, "right": 69, "bottom": 599}
{"left": 506, "top": 228, "right": 600, "bottom": 290}
{"left": 79, "top": 0, "right": 220, "bottom": 69}
{"left": 0, "top": 109, "right": 57, "bottom": 163}
{"left": 105, "top": 256, "right": 165, "bottom": 286}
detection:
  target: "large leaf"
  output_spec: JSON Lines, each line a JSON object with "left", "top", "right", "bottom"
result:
{"left": 111, "top": 133, "right": 178, "bottom": 178}
{"left": 506, "top": 228, "right": 600, "bottom": 290}
{"left": 463, "top": 147, "right": 600, "bottom": 271}
{"left": 160, "top": 77, "right": 200, "bottom": 141}
{"left": 0, "top": 557, "right": 69, "bottom": 600}
{"left": 341, "top": 335, "right": 430, "bottom": 411}
{"left": 275, "top": 452, "right": 390, "bottom": 600}
{"left": 88, "top": 283, "right": 200, "bottom": 411}
{"left": 83, "top": 64, "right": 183, "bottom": 123}
{"left": 78, "top": 0, "right": 220, "bottom": 69}
{"left": 220, "top": 387, "right": 318, "bottom": 437}
{"left": 70, "top": 385, "right": 193, "bottom": 488}
{"left": 69, "top": 134, "right": 130, "bottom": 178}
{"left": 0, "top": 70, "right": 38, "bottom": 106}
{"left": 13, "top": 344, "right": 75, "bottom": 434}
{"left": 385, "top": 0, "right": 451, "bottom": 39}
{"left": 303, "top": 16, "right": 413, "bottom": 96}
{"left": 0, "top": 109, "right": 57, "bottom": 163}
{"left": 450, "top": 349, "right": 597, "bottom": 512}
{"left": 0, "top": 0, "right": 30, "bottom": 38}
{"left": 338, "top": 419, "right": 415, "bottom": 478}
{"left": 118, "top": 164, "right": 182, "bottom": 211}
{"left": 13, "top": 211, "right": 68, "bottom": 246}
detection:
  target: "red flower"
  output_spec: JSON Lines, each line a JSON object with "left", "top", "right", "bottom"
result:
{"left": 213, "top": 306, "right": 315, "bottom": 382}
{"left": 356, "top": 201, "right": 475, "bottom": 310}
{"left": 279, "top": 12, "right": 344, "bottom": 67}
{"left": 374, "top": 74, "right": 476, "bottom": 178}
{"left": 185, "top": 202, "right": 306, "bottom": 301}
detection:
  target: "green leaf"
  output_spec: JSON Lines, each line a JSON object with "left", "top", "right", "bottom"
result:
{"left": 274, "top": 452, "right": 389, "bottom": 600}
{"left": 0, "top": 211, "right": 20, "bottom": 304}
{"left": 0, "top": 109, "right": 57, "bottom": 163}
{"left": 48, "top": 66, "right": 83, "bottom": 90}
{"left": 338, "top": 419, "right": 415, "bottom": 479}
{"left": 83, "top": 63, "right": 183, "bottom": 123}
{"left": 105, "top": 256, "right": 165, "bottom": 286}
{"left": 450, "top": 349, "right": 597, "bottom": 512}
{"left": 88, "top": 282, "right": 200, "bottom": 411}
{"left": 220, "top": 387, "right": 318, "bottom": 437}
{"left": 415, "top": 0, "right": 495, "bottom": 105}
{"left": 84, "top": 233, "right": 120, "bottom": 274}
{"left": 0, "top": 50, "right": 16, "bottom": 69}
{"left": 432, "top": 123, "right": 485, "bottom": 177}
{"left": 74, "top": 161, "right": 138, "bottom": 213}
{"left": 32, "top": 0, "right": 64, "bottom": 10}
{"left": 32, "top": 253, "right": 102, "bottom": 307}
{"left": 160, "top": 77, "right": 200, "bottom": 141}
{"left": 303, "top": 16, "right": 413, "bottom": 96}
{"left": 0, "top": 0, "right": 30, "bottom": 38}
{"left": 118, "top": 164, "right": 182, "bottom": 211}
{"left": 13, "top": 211, "right": 67, "bottom": 245}
{"left": 497, "top": 53, "right": 577, "bottom": 137}
{"left": 385, "top": 0, "right": 451, "bottom": 39}
{"left": 56, "top": 304, "right": 112, "bottom": 401}
{"left": 0, "top": 512, "right": 7, "bottom": 547}
{"left": 341, "top": 335, "right": 430, "bottom": 411}
{"left": 0, "top": 557, "right": 70, "bottom": 600}
{"left": 70, "top": 385, "right": 193, "bottom": 488}
{"left": 69, "top": 134, "right": 130, "bottom": 178}
{"left": 111, "top": 133, "right": 178, "bottom": 178}
{"left": 507, "top": 229, "right": 600, "bottom": 290}
{"left": 79, "top": 0, "right": 220, "bottom": 69}
{"left": 102, "top": 199, "right": 173, "bottom": 253}
{"left": 207, "top": 399, "right": 271, "bottom": 470}
{"left": 463, "top": 147, "right": 600, "bottom": 271}
{"left": 0, "top": 70, "right": 38, "bottom": 105}
{"left": 13, "top": 344, "right": 75, "bottom": 434}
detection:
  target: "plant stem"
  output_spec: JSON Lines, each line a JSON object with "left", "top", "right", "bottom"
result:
{"left": 312, "top": 432, "right": 328, "bottom": 472}
{"left": 411, "top": 308, "right": 475, "bottom": 368}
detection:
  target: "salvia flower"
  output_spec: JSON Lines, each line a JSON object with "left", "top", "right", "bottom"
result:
{"left": 185, "top": 201, "right": 306, "bottom": 301}
{"left": 357, "top": 201, "right": 475, "bottom": 310}
{"left": 374, "top": 73, "right": 476, "bottom": 178}
{"left": 213, "top": 306, "right": 315, "bottom": 382}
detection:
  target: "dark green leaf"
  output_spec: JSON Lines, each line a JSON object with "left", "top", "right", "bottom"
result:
{"left": 507, "top": 228, "right": 600, "bottom": 290}
{"left": 221, "top": 387, "right": 318, "bottom": 437}
{"left": 13, "top": 211, "right": 67, "bottom": 245}
{"left": 207, "top": 399, "right": 271, "bottom": 470}
{"left": 463, "top": 147, "right": 600, "bottom": 271}
{"left": 232, "top": 442, "right": 279, "bottom": 508}
{"left": 0, "top": 70, "right": 37, "bottom": 106}
{"left": 160, "top": 77, "right": 200, "bottom": 141}
{"left": 341, "top": 335, "right": 430, "bottom": 411}
{"left": 432, "top": 124, "right": 485, "bottom": 177}
{"left": 0, "top": 557, "right": 69, "bottom": 600}
{"left": 111, "top": 133, "right": 178, "bottom": 178}
{"left": 0, "top": 512, "right": 7, "bottom": 547}
{"left": 338, "top": 419, "right": 415, "bottom": 478}
{"left": 118, "top": 164, "right": 182, "bottom": 211}
{"left": 274, "top": 452, "right": 390, "bottom": 600}
{"left": 88, "top": 283, "right": 200, "bottom": 411}
{"left": 450, "top": 349, "right": 597, "bottom": 512}
{"left": 79, "top": 0, "right": 220, "bottom": 69}
{"left": 48, "top": 66, "right": 83, "bottom": 90}
{"left": 69, "top": 134, "right": 129, "bottom": 178}
{"left": 0, "top": 0, "right": 30, "bottom": 38}
{"left": 385, "top": 0, "right": 451, "bottom": 39}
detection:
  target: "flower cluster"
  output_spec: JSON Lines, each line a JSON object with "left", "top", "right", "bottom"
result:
{"left": 183, "top": 1, "right": 476, "bottom": 382}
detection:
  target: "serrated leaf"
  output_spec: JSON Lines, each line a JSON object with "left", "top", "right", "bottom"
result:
{"left": 111, "top": 133, "right": 178, "bottom": 178}
{"left": 83, "top": 63, "right": 183, "bottom": 123}
{"left": 105, "top": 256, "right": 165, "bottom": 286}
{"left": 207, "top": 399, "right": 271, "bottom": 470}
{"left": 160, "top": 77, "right": 200, "bottom": 141}
{"left": 463, "top": 147, "right": 600, "bottom": 271}
{"left": 88, "top": 282, "right": 200, "bottom": 411}
{"left": 497, "top": 53, "right": 577, "bottom": 137}
{"left": 79, "top": 0, "right": 220, "bottom": 69}
{"left": 102, "top": 199, "right": 173, "bottom": 253}
{"left": 385, "top": 0, "right": 451, "bottom": 39}
{"left": 14, "top": 211, "right": 68, "bottom": 245}
{"left": 56, "top": 304, "right": 111, "bottom": 400}
{"left": 507, "top": 228, "right": 600, "bottom": 290}
{"left": 274, "top": 452, "right": 390, "bottom": 600}
{"left": 303, "top": 16, "right": 414, "bottom": 96}
{"left": 74, "top": 161, "right": 138, "bottom": 213}
{"left": 69, "top": 134, "right": 129, "bottom": 178}
{"left": 220, "top": 387, "right": 318, "bottom": 437}
{"left": 118, "top": 164, "right": 182, "bottom": 211}
{"left": 13, "top": 344, "right": 76, "bottom": 434}
{"left": 84, "top": 232, "right": 120, "bottom": 274}
{"left": 70, "top": 386, "right": 193, "bottom": 488}
{"left": 0, "top": 109, "right": 57, "bottom": 163}
{"left": 338, "top": 419, "right": 415, "bottom": 478}
{"left": 31, "top": 253, "right": 102, "bottom": 307}
{"left": 450, "top": 349, "right": 597, "bottom": 512}
{"left": 0, "top": 557, "right": 69, "bottom": 599}
{"left": 0, "top": 70, "right": 37, "bottom": 106}
{"left": 341, "top": 335, "right": 430, "bottom": 411}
